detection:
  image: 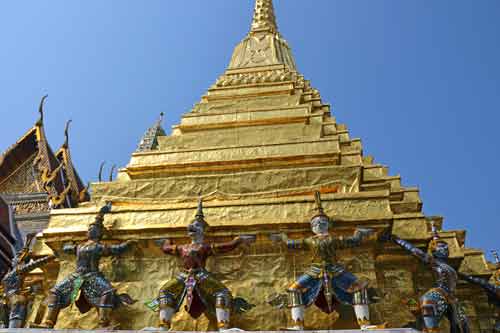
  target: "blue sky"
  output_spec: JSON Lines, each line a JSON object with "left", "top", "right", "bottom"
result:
{"left": 0, "top": 1, "right": 499, "bottom": 258}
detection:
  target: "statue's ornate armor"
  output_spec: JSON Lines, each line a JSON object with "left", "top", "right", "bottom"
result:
{"left": 393, "top": 236, "right": 469, "bottom": 333}
{"left": 1, "top": 255, "right": 53, "bottom": 327}
{"left": 285, "top": 232, "right": 370, "bottom": 313}
{"left": 157, "top": 239, "right": 250, "bottom": 319}
{"left": 459, "top": 272, "right": 500, "bottom": 332}
{"left": 48, "top": 240, "right": 134, "bottom": 312}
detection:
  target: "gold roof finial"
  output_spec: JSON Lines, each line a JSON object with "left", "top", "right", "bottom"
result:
{"left": 98, "top": 161, "right": 106, "bottom": 182}
{"left": 250, "top": 0, "right": 278, "bottom": 34}
{"left": 36, "top": 95, "right": 48, "bottom": 126}
{"left": 109, "top": 164, "right": 116, "bottom": 182}
{"left": 63, "top": 119, "right": 72, "bottom": 148}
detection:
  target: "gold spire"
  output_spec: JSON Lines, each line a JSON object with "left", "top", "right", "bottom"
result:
{"left": 226, "top": 0, "right": 296, "bottom": 71}
{"left": 251, "top": 0, "right": 278, "bottom": 34}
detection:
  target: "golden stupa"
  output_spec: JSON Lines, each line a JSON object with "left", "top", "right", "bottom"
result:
{"left": 32, "top": 0, "right": 495, "bottom": 331}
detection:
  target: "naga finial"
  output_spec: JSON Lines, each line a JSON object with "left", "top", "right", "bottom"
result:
{"left": 37, "top": 95, "right": 48, "bottom": 126}
{"left": 63, "top": 119, "right": 72, "bottom": 148}
{"left": 98, "top": 161, "right": 106, "bottom": 182}
{"left": 109, "top": 164, "right": 116, "bottom": 182}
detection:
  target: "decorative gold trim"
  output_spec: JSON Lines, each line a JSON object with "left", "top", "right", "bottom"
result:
{"left": 49, "top": 184, "right": 71, "bottom": 207}
{"left": 41, "top": 163, "right": 63, "bottom": 185}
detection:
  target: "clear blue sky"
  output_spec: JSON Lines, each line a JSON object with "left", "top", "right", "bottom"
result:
{"left": 1, "top": 1, "right": 499, "bottom": 258}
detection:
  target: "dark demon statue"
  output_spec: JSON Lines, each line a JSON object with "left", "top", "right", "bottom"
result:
{"left": 152, "top": 197, "right": 255, "bottom": 331}
{"left": 269, "top": 192, "right": 379, "bottom": 330}
{"left": 1, "top": 234, "right": 54, "bottom": 328}
{"left": 459, "top": 250, "right": 500, "bottom": 332}
{"left": 389, "top": 222, "right": 470, "bottom": 333}
{"left": 40, "top": 202, "right": 137, "bottom": 329}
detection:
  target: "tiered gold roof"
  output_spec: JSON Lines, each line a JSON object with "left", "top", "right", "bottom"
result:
{"left": 0, "top": 96, "right": 89, "bottom": 269}
{"left": 40, "top": 1, "right": 495, "bottom": 331}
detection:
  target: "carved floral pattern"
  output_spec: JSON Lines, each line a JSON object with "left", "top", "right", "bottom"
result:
{"left": 215, "top": 69, "right": 294, "bottom": 87}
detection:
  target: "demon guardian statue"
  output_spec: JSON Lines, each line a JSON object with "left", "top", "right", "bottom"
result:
{"left": 459, "top": 250, "right": 500, "bottom": 332}
{"left": 389, "top": 222, "right": 470, "bottom": 333}
{"left": 270, "top": 192, "right": 379, "bottom": 330}
{"left": 153, "top": 197, "right": 255, "bottom": 331}
{"left": 1, "top": 234, "right": 54, "bottom": 328}
{"left": 38, "top": 202, "right": 137, "bottom": 329}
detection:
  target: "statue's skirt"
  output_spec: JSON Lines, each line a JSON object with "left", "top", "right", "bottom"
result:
{"left": 158, "top": 269, "right": 252, "bottom": 319}
{"left": 295, "top": 264, "right": 368, "bottom": 314}
{"left": 50, "top": 272, "right": 134, "bottom": 313}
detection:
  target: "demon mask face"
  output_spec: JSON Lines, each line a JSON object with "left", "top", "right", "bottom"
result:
{"left": 431, "top": 241, "right": 449, "bottom": 260}
{"left": 187, "top": 217, "right": 208, "bottom": 243}
{"left": 311, "top": 214, "right": 329, "bottom": 235}
{"left": 88, "top": 218, "right": 104, "bottom": 241}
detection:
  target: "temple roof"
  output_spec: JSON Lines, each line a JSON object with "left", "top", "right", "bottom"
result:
{"left": 0, "top": 96, "right": 91, "bottom": 268}
{"left": 0, "top": 96, "right": 64, "bottom": 197}
{"left": 0, "top": 96, "right": 88, "bottom": 208}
